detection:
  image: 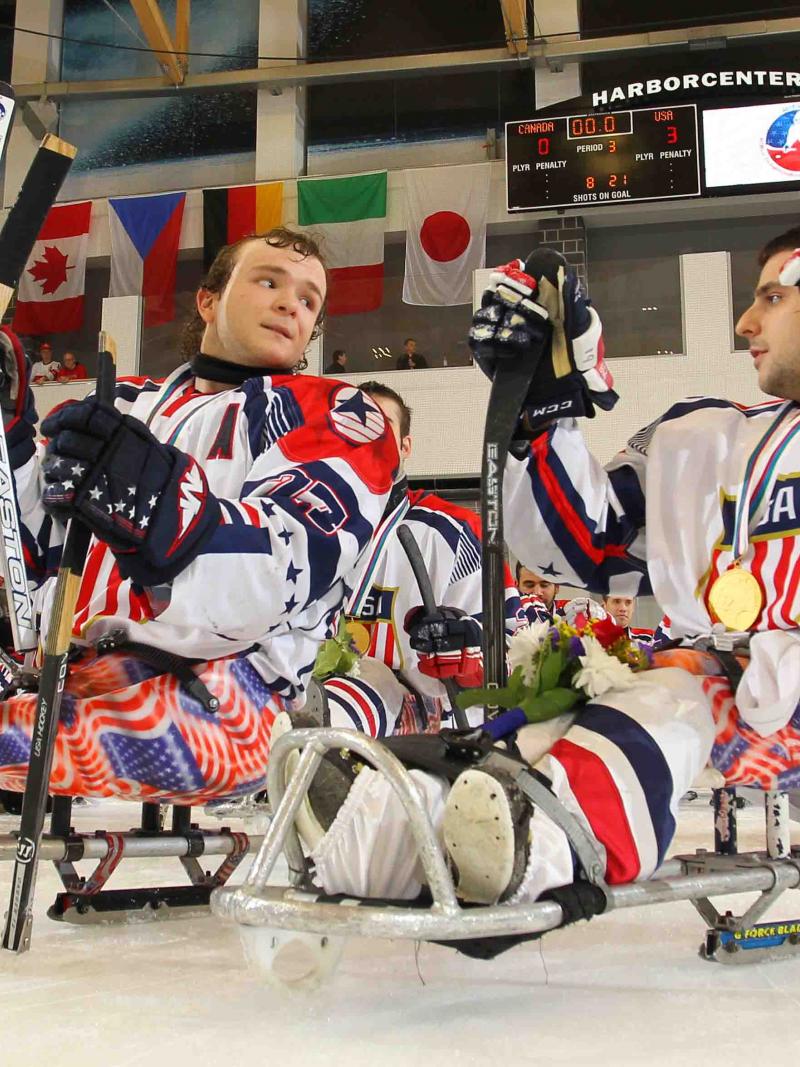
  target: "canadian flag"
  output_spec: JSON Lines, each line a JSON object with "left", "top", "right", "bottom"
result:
{"left": 12, "top": 201, "right": 92, "bottom": 335}
{"left": 402, "top": 163, "right": 491, "bottom": 306}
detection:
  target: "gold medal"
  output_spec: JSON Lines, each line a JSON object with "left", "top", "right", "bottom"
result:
{"left": 345, "top": 619, "right": 372, "bottom": 655}
{"left": 708, "top": 567, "right": 764, "bottom": 631}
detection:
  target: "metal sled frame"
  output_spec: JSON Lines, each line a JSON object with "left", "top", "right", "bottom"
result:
{"left": 211, "top": 728, "right": 800, "bottom": 959}
{"left": 0, "top": 797, "right": 263, "bottom": 925}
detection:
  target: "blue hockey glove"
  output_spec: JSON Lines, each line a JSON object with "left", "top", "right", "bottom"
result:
{"left": 0, "top": 327, "right": 37, "bottom": 470}
{"left": 469, "top": 249, "right": 618, "bottom": 433}
{"left": 40, "top": 398, "right": 221, "bottom": 586}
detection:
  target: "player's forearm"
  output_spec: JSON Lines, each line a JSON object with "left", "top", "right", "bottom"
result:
{"left": 155, "top": 473, "right": 386, "bottom": 640}
{"left": 504, "top": 421, "right": 648, "bottom": 593}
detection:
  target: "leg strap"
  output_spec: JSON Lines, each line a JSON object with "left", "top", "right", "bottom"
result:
{"left": 93, "top": 629, "right": 221, "bottom": 714}
{"left": 483, "top": 751, "right": 609, "bottom": 891}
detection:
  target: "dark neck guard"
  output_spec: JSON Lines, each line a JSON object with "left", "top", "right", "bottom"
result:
{"left": 190, "top": 352, "right": 261, "bottom": 386}
{"left": 384, "top": 476, "right": 409, "bottom": 519}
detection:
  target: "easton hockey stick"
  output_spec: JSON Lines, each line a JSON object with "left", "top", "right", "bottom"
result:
{"left": 397, "top": 523, "right": 469, "bottom": 730}
{"left": 480, "top": 250, "right": 554, "bottom": 717}
{"left": 0, "top": 133, "right": 77, "bottom": 651}
{"left": 2, "top": 333, "right": 116, "bottom": 954}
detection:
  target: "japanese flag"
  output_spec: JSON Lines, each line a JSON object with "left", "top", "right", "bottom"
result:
{"left": 402, "top": 163, "right": 491, "bottom": 306}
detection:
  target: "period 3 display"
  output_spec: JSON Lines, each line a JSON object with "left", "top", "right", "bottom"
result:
{"left": 505, "top": 104, "right": 701, "bottom": 212}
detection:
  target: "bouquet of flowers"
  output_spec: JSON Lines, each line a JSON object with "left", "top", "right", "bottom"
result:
{"left": 457, "top": 615, "right": 652, "bottom": 723}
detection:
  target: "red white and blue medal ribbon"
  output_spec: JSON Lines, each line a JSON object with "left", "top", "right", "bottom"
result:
{"left": 346, "top": 493, "right": 410, "bottom": 617}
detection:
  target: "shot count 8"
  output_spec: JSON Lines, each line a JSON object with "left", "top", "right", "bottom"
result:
{"left": 505, "top": 104, "right": 701, "bottom": 211}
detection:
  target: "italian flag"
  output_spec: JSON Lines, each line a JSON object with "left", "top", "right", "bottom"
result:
{"left": 202, "top": 182, "right": 284, "bottom": 270}
{"left": 297, "top": 171, "right": 387, "bottom": 315}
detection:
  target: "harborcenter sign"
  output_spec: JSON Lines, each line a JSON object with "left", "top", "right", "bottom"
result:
{"left": 592, "top": 69, "right": 800, "bottom": 107}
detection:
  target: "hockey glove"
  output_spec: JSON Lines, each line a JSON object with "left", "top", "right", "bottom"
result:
{"left": 0, "top": 327, "right": 37, "bottom": 470}
{"left": 562, "top": 596, "right": 608, "bottom": 629}
{"left": 405, "top": 605, "right": 483, "bottom": 688}
{"left": 469, "top": 249, "right": 618, "bottom": 434}
{"left": 40, "top": 398, "right": 221, "bottom": 586}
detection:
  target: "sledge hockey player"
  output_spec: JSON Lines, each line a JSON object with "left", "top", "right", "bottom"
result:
{"left": 283, "top": 229, "right": 800, "bottom": 909}
{"left": 318, "top": 380, "right": 525, "bottom": 737}
{"left": 0, "top": 227, "right": 397, "bottom": 803}
{"left": 280, "top": 248, "right": 720, "bottom": 907}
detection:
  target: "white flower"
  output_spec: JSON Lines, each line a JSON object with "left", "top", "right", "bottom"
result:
{"left": 346, "top": 658, "right": 361, "bottom": 679}
{"left": 508, "top": 620, "right": 552, "bottom": 685}
{"left": 573, "top": 635, "right": 635, "bottom": 699}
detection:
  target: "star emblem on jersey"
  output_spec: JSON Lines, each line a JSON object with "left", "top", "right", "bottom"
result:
{"left": 329, "top": 387, "right": 386, "bottom": 445}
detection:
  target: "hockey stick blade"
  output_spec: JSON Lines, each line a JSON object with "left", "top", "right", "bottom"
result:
{"left": 480, "top": 351, "right": 547, "bottom": 716}
{"left": 2, "top": 334, "right": 116, "bottom": 954}
{"left": 397, "top": 524, "right": 469, "bottom": 730}
{"left": 0, "top": 134, "right": 77, "bottom": 316}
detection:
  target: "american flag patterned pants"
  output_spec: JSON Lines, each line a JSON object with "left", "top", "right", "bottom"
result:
{"left": 0, "top": 650, "right": 280, "bottom": 804}
{"left": 652, "top": 648, "right": 800, "bottom": 790}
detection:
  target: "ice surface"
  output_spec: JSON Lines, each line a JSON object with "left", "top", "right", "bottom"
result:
{"left": 0, "top": 795, "right": 798, "bottom": 1067}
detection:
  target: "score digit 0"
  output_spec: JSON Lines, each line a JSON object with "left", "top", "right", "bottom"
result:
{"left": 571, "top": 115, "right": 618, "bottom": 137}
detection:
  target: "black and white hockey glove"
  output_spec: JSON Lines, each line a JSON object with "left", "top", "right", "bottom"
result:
{"left": 40, "top": 398, "right": 221, "bottom": 586}
{"left": 469, "top": 249, "right": 618, "bottom": 434}
{"left": 0, "top": 327, "right": 37, "bottom": 470}
{"left": 405, "top": 605, "right": 483, "bottom": 688}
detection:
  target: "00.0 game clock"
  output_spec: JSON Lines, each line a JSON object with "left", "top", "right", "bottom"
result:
{"left": 505, "top": 105, "right": 701, "bottom": 212}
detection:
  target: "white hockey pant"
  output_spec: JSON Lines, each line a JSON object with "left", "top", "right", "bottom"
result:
{"left": 311, "top": 667, "right": 714, "bottom": 902}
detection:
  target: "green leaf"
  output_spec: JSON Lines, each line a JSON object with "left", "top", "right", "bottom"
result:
{"left": 313, "top": 639, "right": 344, "bottom": 679}
{"left": 520, "top": 686, "right": 583, "bottom": 723}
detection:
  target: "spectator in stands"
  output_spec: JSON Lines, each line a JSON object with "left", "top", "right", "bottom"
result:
{"left": 323, "top": 348, "right": 348, "bottom": 375}
{"left": 396, "top": 337, "right": 428, "bottom": 370}
{"left": 55, "top": 351, "right": 88, "bottom": 383}
{"left": 30, "top": 342, "right": 61, "bottom": 384}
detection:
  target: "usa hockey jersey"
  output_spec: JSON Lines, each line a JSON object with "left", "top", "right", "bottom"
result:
{"left": 504, "top": 398, "right": 800, "bottom": 725}
{"left": 16, "top": 366, "right": 398, "bottom": 703}
{"left": 345, "top": 488, "right": 525, "bottom": 699}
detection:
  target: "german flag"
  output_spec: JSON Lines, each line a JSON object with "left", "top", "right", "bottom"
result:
{"left": 202, "top": 182, "right": 284, "bottom": 270}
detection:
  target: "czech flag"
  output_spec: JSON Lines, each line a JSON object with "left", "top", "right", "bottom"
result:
{"left": 108, "top": 192, "right": 186, "bottom": 327}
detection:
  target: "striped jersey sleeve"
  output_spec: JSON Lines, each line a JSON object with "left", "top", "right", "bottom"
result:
{"left": 504, "top": 419, "right": 651, "bottom": 597}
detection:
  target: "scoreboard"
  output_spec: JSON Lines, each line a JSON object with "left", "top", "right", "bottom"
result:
{"left": 506, "top": 105, "right": 701, "bottom": 212}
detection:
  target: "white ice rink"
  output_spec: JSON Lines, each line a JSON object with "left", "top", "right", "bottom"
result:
{"left": 1, "top": 795, "right": 798, "bottom": 1067}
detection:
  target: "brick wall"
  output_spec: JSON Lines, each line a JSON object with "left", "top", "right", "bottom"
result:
{"left": 531, "top": 215, "right": 587, "bottom": 290}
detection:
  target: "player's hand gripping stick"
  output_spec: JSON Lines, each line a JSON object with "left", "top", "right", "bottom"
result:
{"left": 398, "top": 523, "right": 470, "bottom": 730}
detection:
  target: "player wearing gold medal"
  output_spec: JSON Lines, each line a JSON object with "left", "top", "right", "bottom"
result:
{"left": 488, "top": 229, "right": 800, "bottom": 790}
{"left": 271, "top": 233, "right": 800, "bottom": 915}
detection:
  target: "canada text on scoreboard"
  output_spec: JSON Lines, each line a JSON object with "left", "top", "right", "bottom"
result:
{"left": 505, "top": 105, "right": 701, "bottom": 212}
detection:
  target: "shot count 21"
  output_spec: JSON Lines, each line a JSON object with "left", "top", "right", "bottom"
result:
{"left": 505, "top": 105, "right": 701, "bottom": 211}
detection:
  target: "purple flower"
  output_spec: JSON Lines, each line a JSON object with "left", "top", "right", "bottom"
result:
{"left": 569, "top": 636, "right": 585, "bottom": 657}
{"left": 550, "top": 628, "right": 560, "bottom": 649}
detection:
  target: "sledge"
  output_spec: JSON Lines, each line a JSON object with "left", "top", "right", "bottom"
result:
{"left": 0, "top": 796, "right": 262, "bottom": 928}
{"left": 211, "top": 725, "right": 800, "bottom": 987}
